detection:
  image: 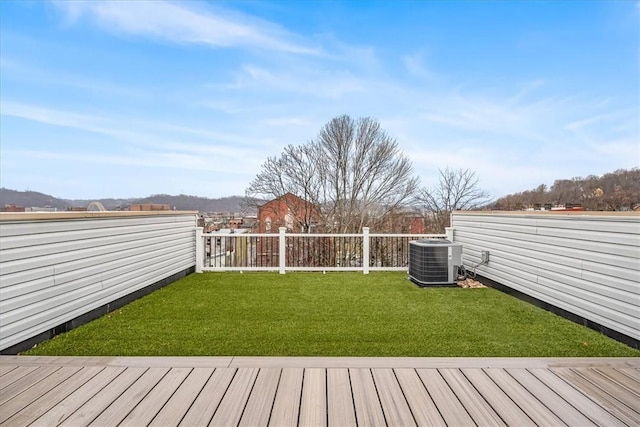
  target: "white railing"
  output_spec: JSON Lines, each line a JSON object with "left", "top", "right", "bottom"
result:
{"left": 196, "top": 227, "right": 453, "bottom": 274}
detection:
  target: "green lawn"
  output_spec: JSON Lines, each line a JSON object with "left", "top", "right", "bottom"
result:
{"left": 24, "top": 272, "right": 639, "bottom": 357}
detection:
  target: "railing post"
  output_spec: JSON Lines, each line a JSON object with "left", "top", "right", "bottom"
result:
{"left": 279, "top": 227, "right": 286, "bottom": 274}
{"left": 362, "top": 227, "right": 370, "bottom": 274}
{"left": 195, "top": 227, "right": 203, "bottom": 273}
{"left": 445, "top": 226, "right": 454, "bottom": 242}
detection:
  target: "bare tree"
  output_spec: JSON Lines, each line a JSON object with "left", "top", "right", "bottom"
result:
{"left": 244, "top": 144, "right": 321, "bottom": 232}
{"left": 598, "top": 168, "right": 640, "bottom": 211}
{"left": 246, "top": 115, "right": 420, "bottom": 233}
{"left": 418, "top": 167, "right": 491, "bottom": 232}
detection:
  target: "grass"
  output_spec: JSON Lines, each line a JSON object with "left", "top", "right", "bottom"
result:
{"left": 24, "top": 272, "right": 639, "bottom": 357}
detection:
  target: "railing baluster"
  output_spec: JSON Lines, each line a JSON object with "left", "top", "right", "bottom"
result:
{"left": 199, "top": 229, "right": 447, "bottom": 273}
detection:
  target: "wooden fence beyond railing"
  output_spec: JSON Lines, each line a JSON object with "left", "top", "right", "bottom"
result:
{"left": 197, "top": 227, "right": 452, "bottom": 274}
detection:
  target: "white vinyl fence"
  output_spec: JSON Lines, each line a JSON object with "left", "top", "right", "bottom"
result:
{"left": 197, "top": 227, "right": 451, "bottom": 274}
{"left": 0, "top": 211, "right": 198, "bottom": 353}
{"left": 451, "top": 211, "right": 640, "bottom": 346}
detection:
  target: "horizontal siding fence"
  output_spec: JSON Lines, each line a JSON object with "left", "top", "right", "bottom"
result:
{"left": 451, "top": 211, "right": 640, "bottom": 346}
{"left": 0, "top": 211, "right": 198, "bottom": 353}
{"left": 198, "top": 227, "right": 450, "bottom": 273}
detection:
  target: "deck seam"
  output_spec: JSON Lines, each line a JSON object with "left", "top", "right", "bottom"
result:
{"left": 369, "top": 368, "right": 388, "bottom": 426}
{"left": 447, "top": 368, "right": 488, "bottom": 426}
{"left": 264, "top": 367, "right": 282, "bottom": 427}
{"left": 392, "top": 368, "right": 420, "bottom": 427}
{"left": 414, "top": 367, "right": 446, "bottom": 424}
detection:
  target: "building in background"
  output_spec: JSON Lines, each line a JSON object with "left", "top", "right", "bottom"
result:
{"left": 129, "top": 204, "right": 170, "bottom": 211}
{"left": 257, "top": 193, "right": 319, "bottom": 233}
{"left": 1, "top": 204, "right": 25, "bottom": 212}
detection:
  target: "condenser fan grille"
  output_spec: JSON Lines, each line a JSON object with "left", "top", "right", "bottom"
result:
{"left": 408, "top": 239, "right": 462, "bottom": 286}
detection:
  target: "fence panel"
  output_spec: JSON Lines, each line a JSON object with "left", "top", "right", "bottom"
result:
{"left": 200, "top": 229, "right": 446, "bottom": 273}
{"left": 205, "top": 234, "right": 279, "bottom": 270}
{"left": 451, "top": 211, "right": 640, "bottom": 346}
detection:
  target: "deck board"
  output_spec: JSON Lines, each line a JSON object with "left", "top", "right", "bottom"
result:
{"left": 0, "top": 365, "right": 60, "bottom": 405}
{"left": 299, "top": 368, "right": 327, "bottom": 426}
{"left": 528, "top": 368, "right": 628, "bottom": 427}
{"left": 239, "top": 368, "right": 281, "bottom": 427}
{"left": 394, "top": 368, "right": 446, "bottom": 427}
{"left": 439, "top": 368, "right": 506, "bottom": 426}
{"left": 89, "top": 367, "right": 170, "bottom": 426}
{"left": 506, "top": 368, "right": 598, "bottom": 427}
{"left": 416, "top": 368, "right": 476, "bottom": 426}
{"left": 29, "top": 366, "right": 126, "bottom": 427}
{"left": 575, "top": 367, "right": 640, "bottom": 412}
{"left": 0, "top": 365, "right": 17, "bottom": 377}
{"left": 462, "top": 368, "right": 537, "bottom": 427}
{"left": 350, "top": 368, "right": 386, "bottom": 426}
{"left": 3, "top": 366, "right": 104, "bottom": 426}
{"left": 483, "top": 367, "right": 565, "bottom": 426}
{"left": 593, "top": 368, "right": 640, "bottom": 397}
{"left": 0, "top": 366, "right": 37, "bottom": 390}
{"left": 620, "top": 367, "right": 640, "bottom": 382}
{"left": 1, "top": 356, "right": 638, "bottom": 427}
{"left": 371, "top": 369, "right": 416, "bottom": 426}
{"left": 555, "top": 367, "right": 640, "bottom": 426}
{"left": 149, "top": 367, "right": 214, "bottom": 426}
{"left": 210, "top": 367, "right": 259, "bottom": 426}
{"left": 326, "top": 368, "right": 356, "bottom": 427}
{"left": 120, "top": 366, "right": 191, "bottom": 426}
{"left": 179, "top": 367, "right": 236, "bottom": 426}
{"left": 269, "top": 367, "right": 303, "bottom": 427}
{"left": 57, "top": 366, "right": 147, "bottom": 426}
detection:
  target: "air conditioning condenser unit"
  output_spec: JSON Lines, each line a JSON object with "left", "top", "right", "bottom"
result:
{"left": 409, "top": 239, "right": 462, "bottom": 286}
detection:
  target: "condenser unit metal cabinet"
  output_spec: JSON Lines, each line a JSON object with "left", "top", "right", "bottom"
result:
{"left": 408, "top": 239, "right": 462, "bottom": 286}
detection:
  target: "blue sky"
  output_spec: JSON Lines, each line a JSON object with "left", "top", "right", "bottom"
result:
{"left": 1, "top": 1, "right": 638, "bottom": 200}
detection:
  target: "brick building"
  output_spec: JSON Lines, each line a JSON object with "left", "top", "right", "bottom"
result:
{"left": 257, "top": 193, "right": 319, "bottom": 233}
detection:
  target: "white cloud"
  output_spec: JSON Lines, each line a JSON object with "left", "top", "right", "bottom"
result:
{"left": 259, "top": 116, "right": 312, "bottom": 127}
{"left": 402, "top": 51, "right": 436, "bottom": 80}
{"left": 52, "top": 0, "right": 320, "bottom": 54}
{"left": 228, "top": 63, "right": 366, "bottom": 99}
{"left": 0, "top": 57, "right": 144, "bottom": 97}
{"left": 4, "top": 145, "right": 256, "bottom": 174}
{"left": 0, "top": 100, "right": 280, "bottom": 181}
{"left": 1, "top": 101, "right": 142, "bottom": 141}
{"left": 380, "top": 78, "right": 638, "bottom": 197}
{"left": 565, "top": 108, "right": 637, "bottom": 135}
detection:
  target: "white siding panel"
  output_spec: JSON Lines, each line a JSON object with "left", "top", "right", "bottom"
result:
{"left": 533, "top": 279, "right": 640, "bottom": 340}
{"left": 1, "top": 254, "right": 193, "bottom": 342}
{"left": 458, "top": 226, "right": 638, "bottom": 258}
{"left": 535, "top": 227, "right": 638, "bottom": 246}
{"left": 455, "top": 230, "right": 639, "bottom": 271}
{"left": 1, "top": 241, "right": 194, "bottom": 314}
{"left": 0, "top": 212, "right": 197, "bottom": 351}
{"left": 0, "top": 219, "right": 193, "bottom": 250}
{"left": 581, "top": 259, "right": 640, "bottom": 283}
{"left": 0, "top": 266, "right": 55, "bottom": 288}
{"left": 0, "top": 215, "right": 194, "bottom": 237}
{"left": 534, "top": 217, "right": 640, "bottom": 234}
{"left": 0, "top": 224, "right": 194, "bottom": 265}
{"left": 452, "top": 212, "right": 640, "bottom": 342}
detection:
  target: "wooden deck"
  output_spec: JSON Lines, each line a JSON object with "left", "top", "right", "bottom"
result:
{"left": 1, "top": 356, "right": 638, "bottom": 426}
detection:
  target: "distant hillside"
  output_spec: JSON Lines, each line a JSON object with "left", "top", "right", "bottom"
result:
{"left": 0, "top": 188, "right": 257, "bottom": 213}
{"left": 127, "top": 194, "right": 256, "bottom": 213}
{"left": 487, "top": 168, "right": 639, "bottom": 211}
{"left": 0, "top": 188, "right": 71, "bottom": 210}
